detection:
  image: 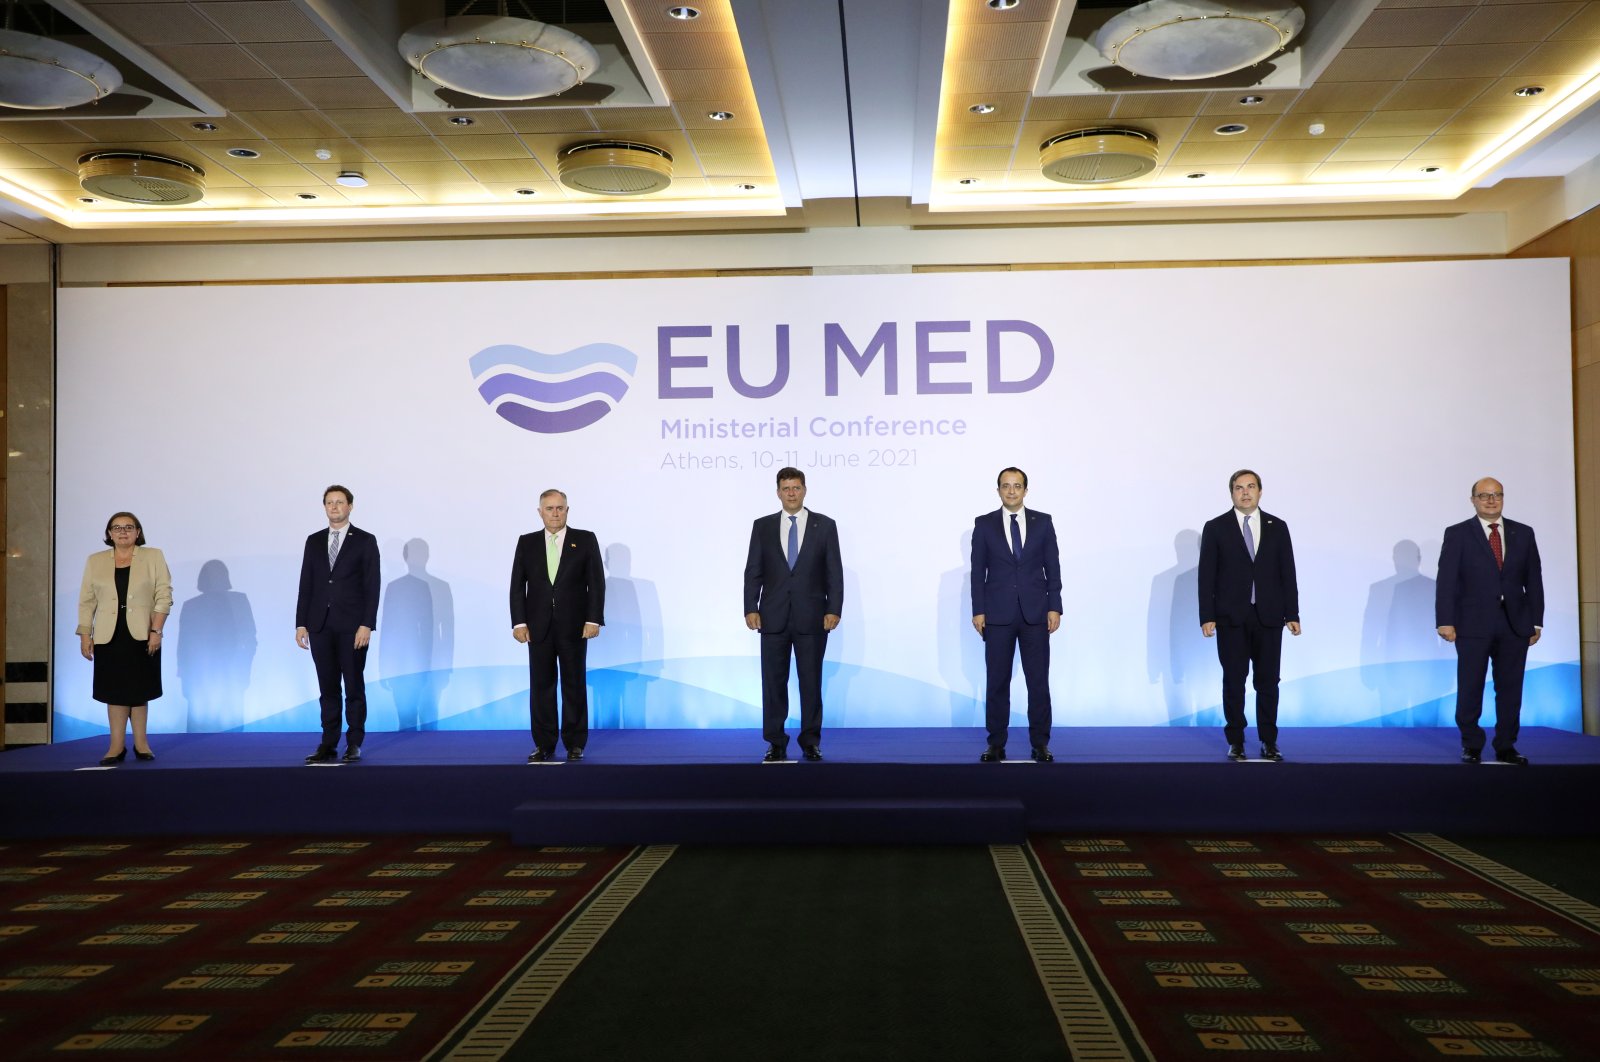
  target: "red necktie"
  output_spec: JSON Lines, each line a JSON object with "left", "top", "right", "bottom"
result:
{"left": 1489, "top": 522, "right": 1503, "bottom": 570}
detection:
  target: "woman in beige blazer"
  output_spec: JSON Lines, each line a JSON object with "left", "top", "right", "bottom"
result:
{"left": 77, "top": 511, "right": 172, "bottom": 766}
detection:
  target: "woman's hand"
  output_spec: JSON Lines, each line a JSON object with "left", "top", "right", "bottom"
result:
{"left": 80, "top": 633, "right": 94, "bottom": 661}
{"left": 146, "top": 630, "right": 163, "bottom": 656}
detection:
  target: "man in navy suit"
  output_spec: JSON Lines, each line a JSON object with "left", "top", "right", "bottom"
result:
{"left": 971, "top": 466, "right": 1062, "bottom": 762}
{"left": 1198, "top": 469, "right": 1301, "bottom": 762}
{"left": 510, "top": 489, "right": 605, "bottom": 763}
{"left": 296, "top": 484, "right": 380, "bottom": 764}
{"left": 1435, "top": 477, "right": 1543, "bottom": 765}
{"left": 744, "top": 467, "right": 843, "bottom": 762}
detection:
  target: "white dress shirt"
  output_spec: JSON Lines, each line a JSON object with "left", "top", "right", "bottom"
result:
{"left": 1002, "top": 505, "right": 1027, "bottom": 548}
{"left": 1233, "top": 508, "right": 1261, "bottom": 551}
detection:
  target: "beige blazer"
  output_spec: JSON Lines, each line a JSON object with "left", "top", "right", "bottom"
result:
{"left": 77, "top": 546, "right": 173, "bottom": 644}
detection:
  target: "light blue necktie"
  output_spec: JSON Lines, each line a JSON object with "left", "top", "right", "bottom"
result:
{"left": 328, "top": 529, "right": 341, "bottom": 569}
{"left": 1010, "top": 512, "right": 1022, "bottom": 559}
{"left": 1242, "top": 517, "right": 1256, "bottom": 604}
{"left": 786, "top": 515, "right": 798, "bottom": 570}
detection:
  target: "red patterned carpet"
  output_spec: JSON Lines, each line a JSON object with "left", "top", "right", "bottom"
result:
{"left": 1026, "top": 833, "right": 1600, "bottom": 1059}
{"left": 0, "top": 835, "right": 634, "bottom": 1058}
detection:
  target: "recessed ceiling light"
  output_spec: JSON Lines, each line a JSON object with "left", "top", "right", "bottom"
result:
{"left": 667, "top": 5, "right": 700, "bottom": 18}
{"left": 1237, "top": 95, "right": 1265, "bottom": 106}
{"left": 1420, "top": 165, "right": 1441, "bottom": 173}
{"left": 969, "top": 103, "right": 996, "bottom": 115}
{"left": 314, "top": 148, "right": 332, "bottom": 161}
{"left": 958, "top": 177, "right": 981, "bottom": 185}
{"left": 1215, "top": 123, "right": 1247, "bottom": 135}
{"left": 514, "top": 187, "right": 536, "bottom": 195}
{"left": 1514, "top": 85, "right": 1545, "bottom": 97}
{"left": 297, "top": 193, "right": 318, "bottom": 200}
{"left": 190, "top": 122, "right": 217, "bottom": 132}
{"left": 987, "top": 0, "right": 1020, "bottom": 9}
{"left": 335, "top": 171, "right": 367, "bottom": 188}
{"left": 1307, "top": 122, "right": 1326, "bottom": 136}
{"left": 226, "top": 147, "right": 261, "bottom": 158}
{"left": 1186, "top": 172, "right": 1206, "bottom": 179}
{"left": 77, "top": 196, "right": 96, "bottom": 203}
{"left": 447, "top": 115, "right": 475, "bottom": 126}
{"left": 706, "top": 110, "right": 734, "bottom": 121}
{"left": 735, "top": 182, "right": 757, "bottom": 190}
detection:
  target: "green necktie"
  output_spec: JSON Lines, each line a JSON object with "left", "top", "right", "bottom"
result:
{"left": 546, "top": 533, "right": 559, "bottom": 583}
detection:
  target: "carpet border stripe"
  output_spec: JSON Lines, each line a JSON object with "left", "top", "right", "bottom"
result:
{"left": 991, "top": 843, "right": 1152, "bottom": 1062}
{"left": 431, "top": 844, "right": 677, "bottom": 1061}
{"left": 1402, "top": 832, "right": 1600, "bottom": 932}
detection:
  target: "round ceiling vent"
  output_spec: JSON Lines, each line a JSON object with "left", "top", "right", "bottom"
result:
{"left": 1092, "top": 0, "right": 1305, "bottom": 81}
{"left": 1040, "top": 128, "right": 1159, "bottom": 185}
{"left": 78, "top": 151, "right": 205, "bottom": 205}
{"left": 557, "top": 141, "right": 673, "bottom": 196}
{"left": 399, "top": 15, "right": 600, "bottom": 100}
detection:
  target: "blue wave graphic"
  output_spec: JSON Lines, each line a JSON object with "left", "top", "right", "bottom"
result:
{"left": 471, "top": 342, "right": 638, "bottom": 434}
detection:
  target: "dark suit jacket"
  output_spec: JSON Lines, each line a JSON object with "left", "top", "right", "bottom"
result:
{"left": 743, "top": 509, "right": 843, "bottom": 635}
{"left": 296, "top": 524, "right": 380, "bottom": 633}
{"left": 1198, "top": 509, "right": 1299, "bottom": 627}
{"left": 971, "top": 508, "right": 1063, "bottom": 625}
{"left": 510, "top": 527, "right": 605, "bottom": 641}
{"left": 1435, "top": 516, "right": 1543, "bottom": 638}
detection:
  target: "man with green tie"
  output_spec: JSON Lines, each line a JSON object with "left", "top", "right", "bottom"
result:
{"left": 510, "top": 489, "right": 605, "bottom": 763}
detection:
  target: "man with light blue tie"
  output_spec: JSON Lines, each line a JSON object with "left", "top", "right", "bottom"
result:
{"left": 972, "top": 467, "right": 1063, "bottom": 762}
{"left": 743, "top": 467, "right": 843, "bottom": 763}
{"left": 1198, "top": 469, "right": 1301, "bottom": 762}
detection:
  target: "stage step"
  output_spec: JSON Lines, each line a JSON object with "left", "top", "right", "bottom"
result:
{"left": 511, "top": 797, "right": 1027, "bottom": 845}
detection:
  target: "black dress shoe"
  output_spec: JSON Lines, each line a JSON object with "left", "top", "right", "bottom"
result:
{"left": 1461, "top": 747, "right": 1482, "bottom": 764}
{"left": 1227, "top": 745, "right": 1247, "bottom": 762}
{"left": 566, "top": 747, "right": 584, "bottom": 762}
{"left": 133, "top": 748, "right": 155, "bottom": 762}
{"left": 980, "top": 746, "right": 1005, "bottom": 762}
{"left": 801, "top": 745, "right": 822, "bottom": 761}
{"left": 341, "top": 746, "right": 362, "bottom": 763}
{"left": 98, "top": 749, "right": 126, "bottom": 767}
{"left": 527, "top": 748, "right": 554, "bottom": 763}
{"left": 1031, "top": 746, "right": 1054, "bottom": 763}
{"left": 305, "top": 746, "right": 336, "bottom": 765}
{"left": 1260, "top": 745, "right": 1283, "bottom": 762}
{"left": 1495, "top": 747, "right": 1530, "bottom": 765}
{"left": 762, "top": 745, "right": 788, "bottom": 762}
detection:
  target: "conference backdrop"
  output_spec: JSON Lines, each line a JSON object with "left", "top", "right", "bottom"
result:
{"left": 53, "top": 259, "right": 1578, "bottom": 739}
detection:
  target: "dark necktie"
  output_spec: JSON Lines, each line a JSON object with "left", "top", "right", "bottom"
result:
{"left": 1489, "top": 522, "right": 1503, "bottom": 570}
{"left": 787, "top": 515, "right": 798, "bottom": 570}
{"left": 1010, "top": 512, "right": 1022, "bottom": 559}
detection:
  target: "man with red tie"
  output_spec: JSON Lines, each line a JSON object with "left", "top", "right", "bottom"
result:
{"left": 1435, "top": 477, "right": 1543, "bottom": 765}
{"left": 971, "top": 467, "right": 1062, "bottom": 763}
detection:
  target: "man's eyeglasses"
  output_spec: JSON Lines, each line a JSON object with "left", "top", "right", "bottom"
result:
{"left": 1473, "top": 492, "right": 1504, "bottom": 502}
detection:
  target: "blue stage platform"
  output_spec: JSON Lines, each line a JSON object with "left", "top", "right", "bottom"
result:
{"left": 2, "top": 727, "right": 1596, "bottom": 843}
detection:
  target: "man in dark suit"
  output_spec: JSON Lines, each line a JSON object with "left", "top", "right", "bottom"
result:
{"left": 296, "top": 484, "right": 380, "bottom": 764}
{"left": 510, "top": 489, "right": 605, "bottom": 763}
{"left": 971, "top": 466, "right": 1062, "bottom": 762}
{"left": 744, "top": 467, "right": 843, "bottom": 762}
{"left": 1198, "top": 469, "right": 1301, "bottom": 762}
{"left": 1435, "top": 477, "right": 1543, "bottom": 765}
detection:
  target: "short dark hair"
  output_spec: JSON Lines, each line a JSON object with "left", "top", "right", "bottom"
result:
{"left": 776, "top": 467, "right": 805, "bottom": 487}
{"left": 997, "top": 466, "right": 1028, "bottom": 489}
{"left": 1229, "top": 469, "right": 1261, "bottom": 492}
{"left": 324, "top": 484, "right": 353, "bottom": 505}
{"left": 104, "top": 511, "right": 146, "bottom": 547}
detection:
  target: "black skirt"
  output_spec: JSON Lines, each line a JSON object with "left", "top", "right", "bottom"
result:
{"left": 92, "top": 566, "right": 162, "bottom": 706}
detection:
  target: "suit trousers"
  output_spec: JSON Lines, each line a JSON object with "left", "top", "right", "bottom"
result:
{"left": 760, "top": 629, "right": 827, "bottom": 750}
{"left": 983, "top": 620, "right": 1052, "bottom": 749}
{"left": 528, "top": 634, "right": 589, "bottom": 752}
{"left": 309, "top": 624, "right": 368, "bottom": 748}
{"left": 1215, "top": 614, "right": 1282, "bottom": 747}
{"left": 1453, "top": 605, "right": 1529, "bottom": 752}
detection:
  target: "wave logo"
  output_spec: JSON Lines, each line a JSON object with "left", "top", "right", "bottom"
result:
{"left": 469, "top": 342, "right": 638, "bottom": 434}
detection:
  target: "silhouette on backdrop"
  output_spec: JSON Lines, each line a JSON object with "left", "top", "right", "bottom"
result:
{"left": 589, "top": 542, "right": 660, "bottom": 728}
{"left": 1147, "top": 529, "right": 1221, "bottom": 726}
{"left": 1360, "top": 540, "right": 1445, "bottom": 726}
{"left": 176, "top": 559, "right": 257, "bottom": 732}
{"left": 380, "top": 538, "right": 455, "bottom": 731}
{"left": 938, "top": 529, "right": 986, "bottom": 727}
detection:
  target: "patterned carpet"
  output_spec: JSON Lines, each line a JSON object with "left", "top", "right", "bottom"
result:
{"left": 1016, "top": 833, "right": 1600, "bottom": 1060}
{"left": 0, "top": 835, "right": 642, "bottom": 1059}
